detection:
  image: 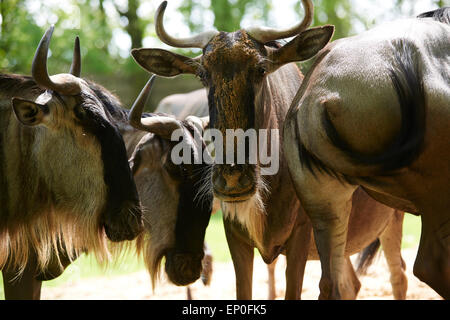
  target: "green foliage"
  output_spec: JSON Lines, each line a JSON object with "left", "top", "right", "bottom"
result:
{"left": 0, "top": 0, "right": 116, "bottom": 74}
{"left": 0, "top": 0, "right": 41, "bottom": 72}
{"left": 402, "top": 214, "right": 422, "bottom": 249}
{"left": 211, "top": 0, "right": 259, "bottom": 31}
{"left": 179, "top": 0, "right": 270, "bottom": 33}
{"left": 303, "top": 0, "right": 355, "bottom": 39}
{"left": 3, "top": 0, "right": 443, "bottom": 106}
{"left": 178, "top": 0, "right": 201, "bottom": 33}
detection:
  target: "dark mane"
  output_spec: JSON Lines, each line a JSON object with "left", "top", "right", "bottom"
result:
{"left": 0, "top": 74, "right": 44, "bottom": 97}
{"left": 86, "top": 80, "right": 130, "bottom": 123}
{"left": 87, "top": 80, "right": 156, "bottom": 124}
{"left": 417, "top": 7, "right": 450, "bottom": 24}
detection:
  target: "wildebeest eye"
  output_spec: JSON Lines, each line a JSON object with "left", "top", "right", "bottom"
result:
{"left": 73, "top": 105, "right": 86, "bottom": 120}
{"left": 163, "top": 156, "right": 192, "bottom": 181}
{"left": 163, "top": 156, "right": 182, "bottom": 178}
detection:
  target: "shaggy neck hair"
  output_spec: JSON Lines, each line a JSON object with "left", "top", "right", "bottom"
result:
{"left": 0, "top": 74, "right": 139, "bottom": 274}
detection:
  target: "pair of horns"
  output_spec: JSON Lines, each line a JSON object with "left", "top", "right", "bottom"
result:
{"left": 32, "top": 25, "right": 82, "bottom": 96}
{"left": 129, "top": 75, "right": 183, "bottom": 139}
{"left": 155, "top": 0, "right": 314, "bottom": 48}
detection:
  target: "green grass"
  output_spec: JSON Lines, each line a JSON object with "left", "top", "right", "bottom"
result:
{"left": 402, "top": 214, "right": 421, "bottom": 249}
{"left": 0, "top": 211, "right": 421, "bottom": 299}
{"left": 203, "top": 211, "right": 231, "bottom": 262}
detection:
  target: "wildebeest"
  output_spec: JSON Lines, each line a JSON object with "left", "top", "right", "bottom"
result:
{"left": 157, "top": 87, "right": 285, "bottom": 299}
{"left": 125, "top": 76, "right": 213, "bottom": 287}
{"left": 0, "top": 26, "right": 143, "bottom": 298}
{"left": 283, "top": 8, "right": 450, "bottom": 298}
{"left": 127, "top": 81, "right": 214, "bottom": 294}
{"left": 156, "top": 88, "right": 214, "bottom": 298}
{"left": 39, "top": 72, "right": 214, "bottom": 289}
{"left": 0, "top": 27, "right": 142, "bottom": 278}
{"left": 132, "top": 0, "right": 409, "bottom": 298}
{"left": 131, "top": 73, "right": 407, "bottom": 299}
{"left": 153, "top": 87, "right": 407, "bottom": 300}
{"left": 154, "top": 88, "right": 221, "bottom": 215}
{"left": 2, "top": 75, "right": 211, "bottom": 300}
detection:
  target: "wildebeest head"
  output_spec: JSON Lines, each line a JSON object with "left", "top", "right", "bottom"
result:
{"left": 7, "top": 26, "right": 143, "bottom": 269}
{"left": 131, "top": 0, "right": 334, "bottom": 203}
{"left": 129, "top": 76, "right": 213, "bottom": 286}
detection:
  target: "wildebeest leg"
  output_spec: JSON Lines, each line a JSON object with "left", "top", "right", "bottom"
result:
{"left": 284, "top": 115, "right": 358, "bottom": 299}
{"left": 284, "top": 214, "right": 312, "bottom": 300}
{"left": 267, "top": 259, "right": 277, "bottom": 300}
{"left": 287, "top": 167, "right": 357, "bottom": 299}
{"left": 224, "top": 218, "right": 254, "bottom": 300}
{"left": 186, "top": 287, "right": 193, "bottom": 300}
{"left": 3, "top": 245, "right": 77, "bottom": 300}
{"left": 3, "top": 252, "right": 41, "bottom": 300}
{"left": 414, "top": 208, "right": 450, "bottom": 299}
{"left": 343, "top": 256, "right": 360, "bottom": 298}
{"left": 379, "top": 210, "right": 407, "bottom": 300}
{"left": 302, "top": 182, "right": 356, "bottom": 299}
{"left": 201, "top": 243, "right": 213, "bottom": 286}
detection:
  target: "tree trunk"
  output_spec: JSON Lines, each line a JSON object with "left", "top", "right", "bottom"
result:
{"left": 115, "top": 0, "right": 143, "bottom": 49}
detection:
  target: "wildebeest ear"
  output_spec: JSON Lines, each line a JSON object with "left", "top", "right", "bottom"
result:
{"left": 11, "top": 97, "right": 48, "bottom": 126}
{"left": 128, "top": 148, "right": 141, "bottom": 176}
{"left": 269, "top": 25, "right": 334, "bottom": 70}
{"left": 129, "top": 133, "right": 162, "bottom": 176}
{"left": 131, "top": 48, "right": 199, "bottom": 77}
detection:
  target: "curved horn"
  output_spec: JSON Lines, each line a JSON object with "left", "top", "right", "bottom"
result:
{"left": 129, "top": 75, "right": 183, "bottom": 139}
{"left": 155, "top": 1, "right": 218, "bottom": 48}
{"left": 32, "top": 25, "right": 81, "bottom": 96}
{"left": 246, "top": 0, "right": 314, "bottom": 43}
{"left": 70, "top": 36, "right": 81, "bottom": 77}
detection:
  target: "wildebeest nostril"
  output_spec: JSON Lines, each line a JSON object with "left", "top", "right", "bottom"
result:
{"left": 238, "top": 172, "right": 252, "bottom": 188}
{"left": 213, "top": 173, "right": 227, "bottom": 190}
{"left": 222, "top": 170, "right": 240, "bottom": 187}
{"left": 213, "top": 164, "right": 256, "bottom": 197}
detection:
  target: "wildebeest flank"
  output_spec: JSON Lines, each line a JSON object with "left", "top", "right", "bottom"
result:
{"left": 283, "top": 8, "right": 450, "bottom": 298}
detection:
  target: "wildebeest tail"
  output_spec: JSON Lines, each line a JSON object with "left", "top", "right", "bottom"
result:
{"left": 417, "top": 7, "right": 450, "bottom": 24}
{"left": 356, "top": 238, "right": 381, "bottom": 276}
{"left": 322, "top": 39, "right": 426, "bottom": 175}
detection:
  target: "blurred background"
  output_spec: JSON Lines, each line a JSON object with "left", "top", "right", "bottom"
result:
{"left": 0, "top": 0, "right": 447, "bottom": 109}
{"left": 0, "top": 0, "right": 447, "bottom": 299}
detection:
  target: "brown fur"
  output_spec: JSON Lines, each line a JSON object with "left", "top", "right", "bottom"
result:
{"left": 121, "top": 101, "right": 212, "bottom": 288}
{"left": 131, "top": 10, "right": 410, "bottom": 298}
{"left": 0, "top": 71, "right": 144, "bottom": 276}
{"left": 131, "top": 24, "right": 408, "bottom": 299}
{"left": 175, "top": 60, "right": 406, "bottom": 299}
{"left": 198, "top": 34, "right": 407, "bottom": 300}
{"left": 0, "top": 75, "right": 112, "bottom": 273}
{"left": 284, "top": 17, "right": 450, "bottom": 298}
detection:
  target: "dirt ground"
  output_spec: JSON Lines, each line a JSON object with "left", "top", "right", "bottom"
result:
{"left": 41, "top": 247, "right": 441, "bottom": 300}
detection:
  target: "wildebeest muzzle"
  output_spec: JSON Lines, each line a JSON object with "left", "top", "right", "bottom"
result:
{"left": 212, "top": 163, "right": 256, "bottom": 202}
